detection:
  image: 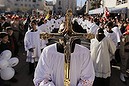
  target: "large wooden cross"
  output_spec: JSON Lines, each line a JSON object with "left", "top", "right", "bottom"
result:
{"left": 40, "top": 9, "right": 94, "bottom": 86}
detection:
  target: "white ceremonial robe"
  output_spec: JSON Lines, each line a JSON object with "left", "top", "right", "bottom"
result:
{"left": 24, "top": 29, "right": 46, "bottom": 63}
{"left": 89, "top": 23, "right": 99, "bottom": 34}
{"left": 49, "top": 19, "right": 56, "bottom": 31}
{"left": 90, "top": 37, "right": 116, "bottom": 78}
{"left": 33, "top": 43, "right": 95, "bottom": 86}
{"left": 104, "top": 30, "right": 118, "bottom": 46}
{"left": 60, "top": 17, "right": 65, "bottom": 23}
{"left": 112, "top": 26, "right": 122, "bottom": 43}
{"left": 38, "top": 23, "right": 51, "bottom": 33}
{"left": 54, "top": 19, "right": 60, "bottom": 29}
{"left": 77, "top": 17, "right": 83, "bottom": 25}
{"left": 80, "top": 20, "right": 88, "bottom": 30}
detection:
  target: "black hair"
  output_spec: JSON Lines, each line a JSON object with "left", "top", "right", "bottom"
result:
{"left": 0, "top": 32, "right": 8, "bottom": 39}
{"left": 1, "top": 16, "right": 6, "bottom": 21}
{"left": 107, "top": 21, "right": 113, "bottom": 28}
{"left": 31, "top": 20, "right": 37, "bottom": 25}
{"left": 6, "top": 27, "right": 13, "bottom": 31}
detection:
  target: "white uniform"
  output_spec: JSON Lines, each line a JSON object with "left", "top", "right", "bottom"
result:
{"left": 89, "top": 23, "right": 99, "bottom": 34}
{"left": 49, "top": 19, "right": 56, "bottom": 31}
{"left": 24, "top": 29, "right": 46, "bottom": 63}
{"left": 90, "top": 37, "right": 116, "bottom": 78}
{"left": 33, "top": 43, "right": 95, "bottom": 86}
{"left": 38, "top": 23, "right": 51, "bottom": 33}
{"left": 112, "top": 26, "right": 122, "bottom": 43}
{"left": 104, "top": 30, "right": 118, "bottom": 46}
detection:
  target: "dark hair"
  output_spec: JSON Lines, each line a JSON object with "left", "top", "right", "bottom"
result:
{"left": 6, "top": 27, "right": 13, "bottom": 31}
{"left": 31, "top": 20, "right": 37, "bottom": 25}
{"left": 107, "top": 21, "right": 113, "bottom": 28}
{"left": 1, "top": 16, "right": 6, "bottom": 21}
{"left": 98, "top": 28, "right": 104, "bottom": 34}
{"left": 0, "top": 32, "right": 8, "bottom": 38}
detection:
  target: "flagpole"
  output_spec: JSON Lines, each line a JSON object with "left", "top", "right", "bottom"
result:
{"left": 85, "top": 0, "right": 89, "bottom": 14}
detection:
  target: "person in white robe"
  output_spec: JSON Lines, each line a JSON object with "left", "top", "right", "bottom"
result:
{"left": 112, "top": 25, "right": 122, "bottom": 64}
{"left": 104, "top": 29, "right": 117, "bottom": 46}
{"left": 80, "top": 19, "right": 88, "bottom": 31}
{"left": 89, "top": 22, "right": 99, "bottom": 35}
{"left": 112, "top": 25, "right": 122, "bottom": 45}
{"left": 86, "top": 19, "right": 94, "bottom": 33}
{"left": 104, "top": 22, "right": 119, "bottom": 65}
{"left": 51, "top": 17, "right": 60, "bottom": 33}
{"left": 38, "top": 20, "right": 51, "bottom": 33}
{"left": 24, "top": 20, "right": 46, "bottom": 74}
{"left": 49, "top": 18, "right": 56, "bottom": 32}
{"left": 104, "top": 29, "right": 118, "bottom": 63}
{"left": 33, "top": 43, "right": 95, "bottom": 86}
{"left": 90, "top": 28, "right": 116, "bottom": 86}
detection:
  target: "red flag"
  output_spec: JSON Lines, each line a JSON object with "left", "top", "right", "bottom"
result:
{"left": 102, "top": 7, "right": 110, "bottom": 21}
{"left": 105, "top": 7, "right": 110, "bottom": 17}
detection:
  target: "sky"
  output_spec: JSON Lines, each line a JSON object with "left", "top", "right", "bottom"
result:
{"left": 46, "top": 0, "right": 87, "bottom": 7}
{"left": 77, "top": 0, "right": 87, "bottom": 7}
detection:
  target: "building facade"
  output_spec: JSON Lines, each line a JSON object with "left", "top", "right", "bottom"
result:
{"left": 103, "top": 0, "right": 129, "bottom": 17}
{"left": 0, "top": 0, "right": 45, "bottom": 12}
{"left": 89, "top": 0, "right": 102, "bottom": 10}
{"left": 54, "top": 0, "right": 76, "bottom": 15}
{"left": 88, "top": 0, "right": 129, "bottom": 18}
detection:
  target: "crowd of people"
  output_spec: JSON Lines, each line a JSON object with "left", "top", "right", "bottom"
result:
{"left": 0, "top": 12, "right": 129, "bottom": 86}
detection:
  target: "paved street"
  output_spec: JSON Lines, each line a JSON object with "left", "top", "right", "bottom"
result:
{"left": 4, "top": 44, "right": 129, "bottom": 86}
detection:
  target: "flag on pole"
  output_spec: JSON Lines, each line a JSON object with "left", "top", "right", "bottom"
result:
{"left": 105, "top": 7, "right": 110, "bottom": 17}
{"left": 102, "top": 7, "right": 110, "bottom": 21}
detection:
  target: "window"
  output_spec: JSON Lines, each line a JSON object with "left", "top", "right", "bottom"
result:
{"left": 29, "top": 4, "right": 31, "bottom": 7}
{"left": 14, "top": 3, "right": 18, "bottom": 6}
{"left": 33, "top": 0, "right": 36, "bottom": 2}
{"left": 21, "top": 4, "right": 23, "bottom": 6}
{"left": 116, "top": 0, "right": 127, "bottom": 5}
{"left": 25, "top": 4, "right": 27, "bottom": 7}
{"left": 33, "top": 4, "right": 36, "bottom": 7}
{"left": 37, "top": 4, "right": 39, "bottom": 6}
{"left": 59, "top": 1, "right": 61, "bottom": 5}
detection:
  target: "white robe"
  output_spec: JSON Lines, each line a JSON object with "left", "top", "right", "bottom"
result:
{"left": 112, "top": 26, "right": 122, "bottom": 43}
{"left": 49, "top": 19, "right": 56, "bottom": 31}
{"left": 24, "top": 29, "right": 46, "bottom": 63}
{"left": 80, "top": 20, "right": 88, "bottom": 30}
{"left": 33, "top": 43, "right": 95, "bottom": 86}
{"left": 89, "top": 23, "right": 99, "bottom": 34}
{"left": 38, "top": 23, "right": 51, "bottom": 33}
{"left": 104, "top": 30, "right": 118, "bottom": 46}
{"left": 90, "top": 37, "right": 116, "bottom": 78}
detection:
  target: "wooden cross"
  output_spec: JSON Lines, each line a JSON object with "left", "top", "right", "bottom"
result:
{"left": 40, "top": 9, "right": 95, "bottom": 86}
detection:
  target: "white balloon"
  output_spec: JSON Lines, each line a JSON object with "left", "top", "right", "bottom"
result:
{"left": 8, "top": 57, "right": 19, "bottom": 67}
{"left": 0, "top": 67, "right": 15, "bottom": 80}
{"left": 0, "top": 59, "right": 9, "bottom": 69}
{"left": 0, "top": 50, "right": 12, "bottom": 60}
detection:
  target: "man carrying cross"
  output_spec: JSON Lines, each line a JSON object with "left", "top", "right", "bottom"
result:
{"left": 33, "top": 9, "right": 95, "bottom": 86}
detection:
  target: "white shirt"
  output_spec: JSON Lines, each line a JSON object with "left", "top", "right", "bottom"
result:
{"left": 104, "top": 30, "right": 118, "bottom": 46}
{"left": 33, "top": 43, "right": 95, "bottom": 86}
{"left": 90, "top": 37, "right": 116, "bottom": 78}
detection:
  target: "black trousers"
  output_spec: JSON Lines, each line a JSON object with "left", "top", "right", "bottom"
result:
{"left": 93, "top": 77, "right": 110, "bottom": 86}
{"left": 0, "top": 78, "right": 4, "bottom": 86}
{"left": 29, "top": 63, "right": 34, "bottom": 74}
{"left": 29, "top": 62, "right": 38, "bottom": 74}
